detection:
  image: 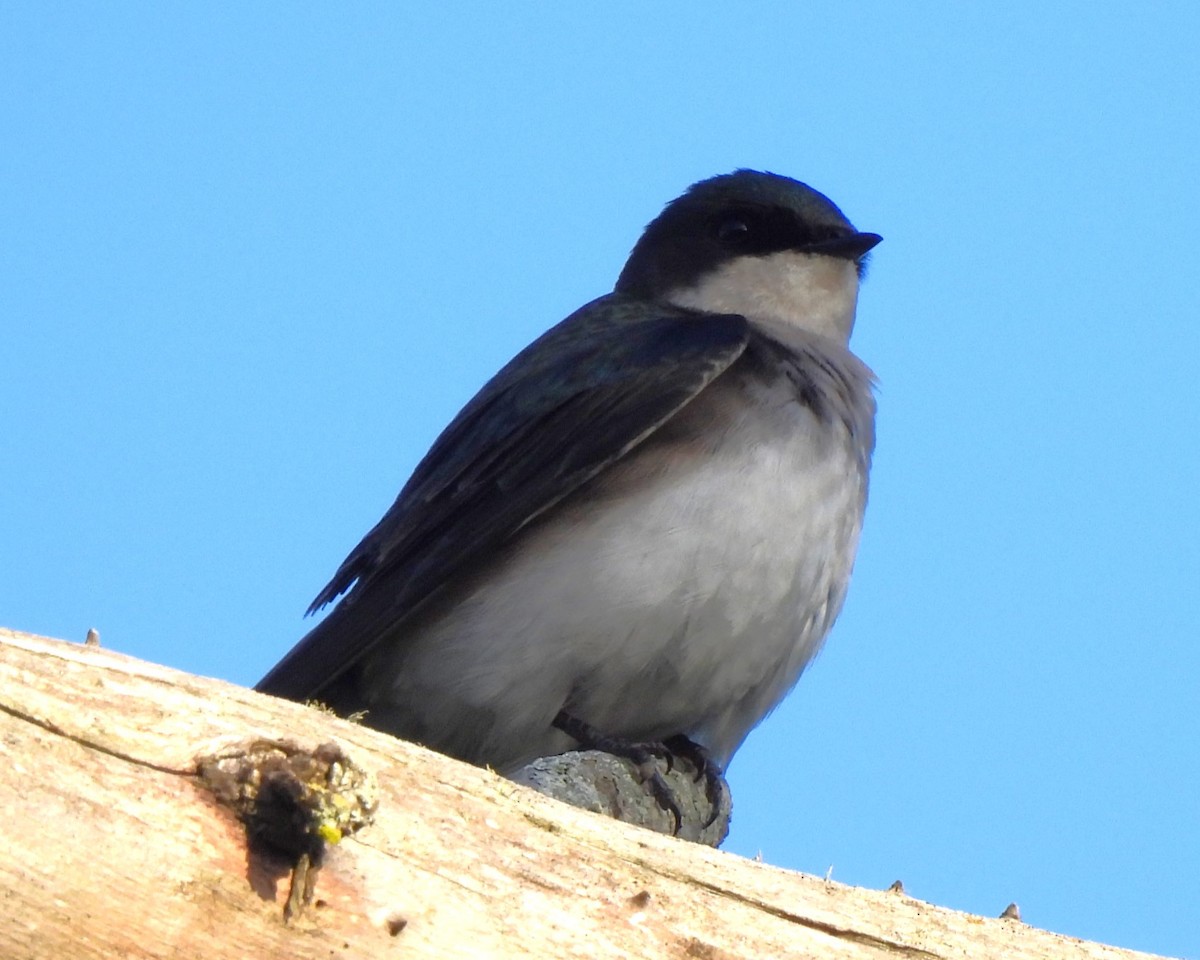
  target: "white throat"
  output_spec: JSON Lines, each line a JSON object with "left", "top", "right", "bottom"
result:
{"left": 665, "top": 250, "right": 861, "bottom": 344}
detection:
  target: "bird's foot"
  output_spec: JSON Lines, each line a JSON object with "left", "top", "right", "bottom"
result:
{"left": 661, "top": 734, "right": 725, "bottom": 829}
{"left": 552, "top": 711, "right": 724, "bottom": 834}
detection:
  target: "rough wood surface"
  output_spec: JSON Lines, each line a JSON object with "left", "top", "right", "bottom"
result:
{"left": 0, "top": 627, "right": 1175, "bottom": 959}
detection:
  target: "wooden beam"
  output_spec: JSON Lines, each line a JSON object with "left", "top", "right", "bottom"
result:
{"left": 0, "top": 627, "right": 1172, "bottom": 960}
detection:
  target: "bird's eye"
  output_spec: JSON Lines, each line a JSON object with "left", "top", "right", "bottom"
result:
{"left": 715, "top": 217, "right": 751, "bottom": 245}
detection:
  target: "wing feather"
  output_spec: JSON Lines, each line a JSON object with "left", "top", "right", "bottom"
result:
{"left": 256, "top": 297, "right": 748, "bottom": 699}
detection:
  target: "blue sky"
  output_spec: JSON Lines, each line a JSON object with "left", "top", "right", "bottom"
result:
{"left": 3, "top": 5, "right": 1197, "bottom": 956}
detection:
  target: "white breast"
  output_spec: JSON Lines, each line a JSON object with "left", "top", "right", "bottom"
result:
{"left": 549, "top": 368, "right": 868, "bottom": 763}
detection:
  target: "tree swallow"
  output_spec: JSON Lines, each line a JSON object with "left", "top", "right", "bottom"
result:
{"left": 258, "top": 170, "right": 881, "bottom": 794}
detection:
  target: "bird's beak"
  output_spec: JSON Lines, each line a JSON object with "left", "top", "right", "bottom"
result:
{"left": 804, "top": 232, "right": 883, "bottom": 261}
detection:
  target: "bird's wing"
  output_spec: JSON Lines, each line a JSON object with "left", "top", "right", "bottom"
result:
{"left": 256, "top": 296, "right": 750, "bottom": 699}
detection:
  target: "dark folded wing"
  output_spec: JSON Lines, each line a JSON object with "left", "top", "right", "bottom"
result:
{"left": 256, "top": 296, "right": 749, "bottom": 699}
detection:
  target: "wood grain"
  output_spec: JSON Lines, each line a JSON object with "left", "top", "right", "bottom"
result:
{"left": 0, "top": 627, "right": 1174, "bottom": 959}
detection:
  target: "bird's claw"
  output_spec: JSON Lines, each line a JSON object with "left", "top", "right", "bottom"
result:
{"left": 553, "top": 711, "right": 724, "bottom": 834}
{"left": 662, "top": 734, "right": 726, "bottom": 828}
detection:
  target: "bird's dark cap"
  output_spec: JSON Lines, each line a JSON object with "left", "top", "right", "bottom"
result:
{"left": 616, "top": 169, "right": 879, "bottom": 300}
{"left": 678, "top": 169, "right": 856, "bottom": 233}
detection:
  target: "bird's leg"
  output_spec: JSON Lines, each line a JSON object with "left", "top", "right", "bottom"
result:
{"left": 552, "top": 710, "right": 687, "bottom": 832}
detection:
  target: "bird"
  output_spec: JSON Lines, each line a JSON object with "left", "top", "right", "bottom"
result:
{"left": 257, "top": 169, "right": 881, "bottom": 793}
